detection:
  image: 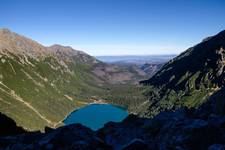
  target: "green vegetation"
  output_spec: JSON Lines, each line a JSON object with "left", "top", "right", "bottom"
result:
{"left": 0, "top": 29, "right": 152, "bottom": 132}
{"left": 0, "top": 53, "right": 105, "bottom": 131}
{"left": 102, "top": 84, "right": 146, "bottom": 113}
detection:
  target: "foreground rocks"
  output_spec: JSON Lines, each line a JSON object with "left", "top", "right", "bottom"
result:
{"left": 0, "top": 112, "right": 26, "bottom": 137}
{"left": 1, "top": 102, "right": 225, "bottom": 150}
{"left": 0, "top": 124, "right": 110, "bottom": 150}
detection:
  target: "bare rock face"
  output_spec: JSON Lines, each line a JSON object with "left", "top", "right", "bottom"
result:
{"left": 47, "top": 44, "right": 100, "bottom": 65}
{"left": 140, "top": 63, "right": 164, "bottom": 77}
{"left": 0, "top": 29, "right": 48, "bottom": 59}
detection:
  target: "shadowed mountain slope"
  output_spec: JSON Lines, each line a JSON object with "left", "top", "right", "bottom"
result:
{"left": 139, "top": 30, "right": 225, "bottom": 117}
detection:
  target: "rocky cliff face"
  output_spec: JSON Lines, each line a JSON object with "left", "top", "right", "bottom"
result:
{"left": 140, "top": 63, "right": 164, "bottom": 77}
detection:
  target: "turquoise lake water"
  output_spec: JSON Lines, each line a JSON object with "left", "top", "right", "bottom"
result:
{"left": 63, "top": 104, "right": 128, "bottom": 130}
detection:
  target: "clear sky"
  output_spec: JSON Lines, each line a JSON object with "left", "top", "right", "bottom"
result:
{"left": 1, "top": 0, "right": 225, "bottom": 56}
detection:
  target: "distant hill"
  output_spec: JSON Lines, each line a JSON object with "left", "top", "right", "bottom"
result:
{"left": 96, "top": 55, "right": 176, "bottom": 64}
{"left": 97, "top": 55, "right": 174, "bottom": 80}
{"left": 139, "top": 30, "right": 225, "bottom": 117}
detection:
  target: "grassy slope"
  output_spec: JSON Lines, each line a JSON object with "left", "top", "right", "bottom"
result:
{"left": 0, "top": 51, "right": 147, "bottom": 131}
{"left": 0, "top": 52, "right": 108, "bottom": 131}
{"left": 0, "top": 29, "right": 148, "bottom": 131}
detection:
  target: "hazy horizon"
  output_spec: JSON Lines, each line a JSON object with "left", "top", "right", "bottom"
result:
{"left": 1, "top": 0, "right": 225, "bottom": 56}
{"left": 94, "top": 54, "right": 177, "bottom": 57}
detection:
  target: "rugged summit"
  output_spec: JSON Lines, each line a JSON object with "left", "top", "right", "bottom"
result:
{"left": 47, "top": 44, "right": 99, "bottom": 64}
{"left": 0, "top": 29, "right": 49, "bottom": 58}
{"left": 139, "top": 30, "right": 225, "bottom": 117}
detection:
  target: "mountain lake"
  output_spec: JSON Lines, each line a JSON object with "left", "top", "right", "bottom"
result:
{"left": 63, "top": 104, "right": 128, "bottom": 130}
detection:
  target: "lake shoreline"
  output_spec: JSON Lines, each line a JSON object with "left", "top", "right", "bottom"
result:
{"left": 53, "top": 99, "right": 109, "bottom": 128}
{"left": 63, "top": 103, "right": 128, "bottom": 130}
{"left": 54, "top": 99, "right": 129, "bottom": 129}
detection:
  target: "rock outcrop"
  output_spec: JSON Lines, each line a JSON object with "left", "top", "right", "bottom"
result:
{"left": 0, "top": 112, "right": 26, "bottom": 136}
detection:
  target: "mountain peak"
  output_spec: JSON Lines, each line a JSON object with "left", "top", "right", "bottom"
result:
{"left": 48, "top": 44, "right": 88, "bottom": 58}
{"left": 0, "top": 28, "right": 48, "bottom": 58}
{"left": 0, "top": 28, "right": 12, "bottom": 34}
{"left": 215, "top": 29, "right": 225, "bottom": 36}
{"left": 49, "top": 44, "right": 74, "bottom": 50}
{"left": 0, "top": 28, "right": 18, "bottom": 39}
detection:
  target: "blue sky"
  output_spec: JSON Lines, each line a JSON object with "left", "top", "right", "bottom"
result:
{"left": 1, "top": 0, "right": 225, "bottom": 56}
